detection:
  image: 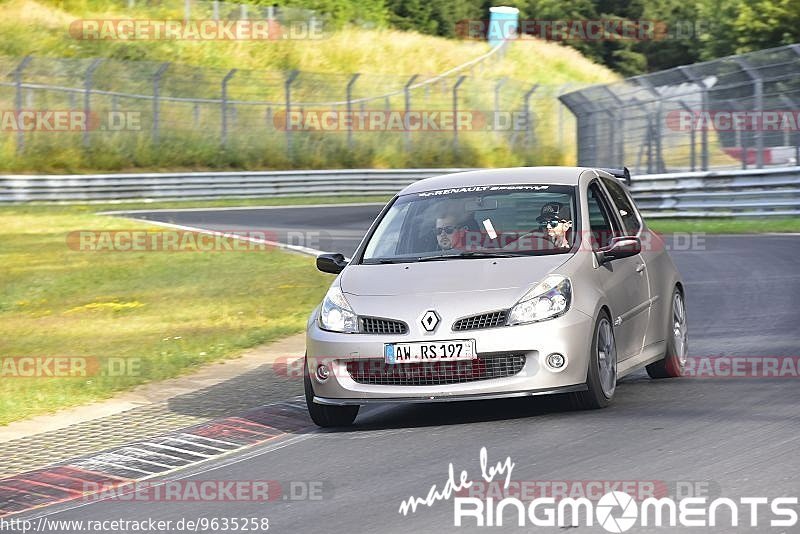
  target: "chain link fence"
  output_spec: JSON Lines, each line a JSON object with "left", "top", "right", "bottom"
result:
{"left": 560, "top": 44, "right": 800, "bottom": 174}
{"left": 110, "top": 0, "right": 321, "bottom": 25}
{"left": 0, "top": 43, "right": 584, "bottom": 171}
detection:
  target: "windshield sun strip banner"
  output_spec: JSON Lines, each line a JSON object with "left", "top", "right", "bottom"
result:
{"left": 417, "top": 184, "right": 551, "bottom": 197}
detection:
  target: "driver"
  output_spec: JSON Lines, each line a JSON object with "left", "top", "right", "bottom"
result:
{"left": 536, "top": 202, "right": 573, "bottom": 248}
{"left": 435, "top": 214, "right": 470, "bottom": 250}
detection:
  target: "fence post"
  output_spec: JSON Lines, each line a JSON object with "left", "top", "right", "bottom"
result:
{"left": 12, "top": 56, "right": 32, "bottom": 154}
{"left": 184, "top": 0, "right": 191, "bottom": 23}
{"left": 645, "top": 113, "right": 654, "bottom": 174}
{"left": 152, "top": 63, "right": 170, "bottom": 144}
{"left": 452, "top": 76, "right": 466, "bottom": 152}
{"left": 779, "top": 95, "right": 798, "bottom": 164}
{"left": 285, "top": 70, "right": 299, "bottom": 161}
{"left": 404, "top": 74, "right": 419, "bottom": 151}
{"left": 678, "top": 100, "right": 696, "bottom": 171}
{"left": 678, "top": 66, "right": 709, "bottom": 170}
{"left": 733, "top": 58, "right": 764, "bottom": 168}
{"left": 494, "top": 77, "right": 506, "bottom": 121}
{"left": 221, "top": 69, "right": 237, "bottom": 148}
{"left": 556, "top": 84, "right": 572, "bottom": 147}
{"left": 212, "top": 0, "right": 219, "bottom": 20}
{"left": 523, "top": 84, "right": 538, "bottom": 147}
{"left": 346, "top": 73, "right": 360, "bottom": 149}
{"left": 83, "top": 59, "right": 102, "bottom": 148}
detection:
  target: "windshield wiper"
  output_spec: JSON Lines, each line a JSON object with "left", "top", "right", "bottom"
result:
{"left": 415, "top": 251, "right": 524, "bottom": 262}
{"left": 361, "top": 257, "right": 416, "bottom": 265}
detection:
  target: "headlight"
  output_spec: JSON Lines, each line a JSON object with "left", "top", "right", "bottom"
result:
{"left": 507, "top": 275, "right": 571, "bottom": 325}
{"left": 318, "top": 285, "right": 358, "bottom": 333}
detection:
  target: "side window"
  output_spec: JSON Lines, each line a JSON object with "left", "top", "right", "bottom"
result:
{"left": 587, "top": 183, "right": 620, "bottom": 250}
{"left": 601, "top": 177, "right": 642, "bottom": 235}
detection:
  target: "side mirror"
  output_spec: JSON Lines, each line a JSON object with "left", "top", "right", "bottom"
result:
{"left": 316, "top": 253, "right": 348, "bottom": 274}
{"left": 597, "top": 236, "right": 641, "bottom": 264}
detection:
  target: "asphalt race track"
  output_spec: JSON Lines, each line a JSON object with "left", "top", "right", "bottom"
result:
{"left": 19, "top": 205, "right": 800, "bottom": 533}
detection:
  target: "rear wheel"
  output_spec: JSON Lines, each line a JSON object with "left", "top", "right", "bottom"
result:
{"left": 304, "top": 357, "right": 359, "bottom": 427}
{"left": 646, "top": 287, "right": 688, "bottom": 379}
{"left": 571, "top": 311, "right": 617, "bottom": 409}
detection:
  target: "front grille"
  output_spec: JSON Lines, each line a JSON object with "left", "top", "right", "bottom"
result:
{"left": 346, "top": 353, "right": 526, "bottom": 386}
{"left": 453, "top": 310, "right": 508, "bottom": 331}
{"left": 360, "top": 317, "right": 408, "bottom": 335}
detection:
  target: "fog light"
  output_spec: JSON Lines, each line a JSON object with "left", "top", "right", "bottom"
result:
{"left": 316, "top": 364, "right": 330, "bottom": 382}
{"left": 545, "top": 353, "right": 566, "bottom": 371}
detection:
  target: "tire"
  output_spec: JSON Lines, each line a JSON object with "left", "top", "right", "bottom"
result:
{"left": 304, "top": 358, "right": 359, "bottom": 427}
{"left": 646, "top": 287, "right": 688, "bottom": 379}
{"left": 571, "top": 310, "right": 617, "bottom": 410}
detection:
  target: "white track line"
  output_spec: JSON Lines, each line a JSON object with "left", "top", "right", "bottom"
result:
{"left": 23, "top": 432, "right": 319, "bottom": 521}
{"left": 97, "top": 202, "right": 385, "bottom": 215}
{"left": 109, "top": 218, "right": 328, "bottom": 258}
{"left": 137, "top": 442, "right": 212, "bottom": 459}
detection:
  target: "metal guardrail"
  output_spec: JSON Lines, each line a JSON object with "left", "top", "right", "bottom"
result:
{"left": 1, "top": 167, "right": 798, "bottom": 218}
{"left": 0, "top": 169, "right": 470, "bottom": 202}
{"left": 630, "top": 166, "right": 800, "bottom": 218}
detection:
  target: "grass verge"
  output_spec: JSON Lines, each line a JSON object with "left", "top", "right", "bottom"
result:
{"left": 0, "top": 201, "right": 348, "bottom": 426}
{"left": 646, "top": 217, "right": 800, "bottom": 234}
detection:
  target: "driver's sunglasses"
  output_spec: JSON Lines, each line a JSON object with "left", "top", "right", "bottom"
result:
{"left": 436, "top": 225, "right": 456, "bottom": 236}
{"left": 540, "top": 218, "right": 568, "bottom": 229}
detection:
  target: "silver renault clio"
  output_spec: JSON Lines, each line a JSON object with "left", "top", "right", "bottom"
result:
{"left": 304, "top": 167, "right": 687, "bottom": 427}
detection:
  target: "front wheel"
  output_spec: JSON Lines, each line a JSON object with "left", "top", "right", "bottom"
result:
{"left": 571, "top": 311, "right": 617, "bottom": 410}
{"left": 304, "top": 358, "right": 359, "bottom": 427}
{"left": 646, "top": 287, "right": 688, "bottom": 379}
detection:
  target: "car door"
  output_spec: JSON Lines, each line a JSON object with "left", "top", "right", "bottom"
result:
{"left": 587, "top": 181, "right": 650, "bottom": 360}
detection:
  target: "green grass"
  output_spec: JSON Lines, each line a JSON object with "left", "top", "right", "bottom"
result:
{"left": 0, "top": 201, "right": 341, "bottom": 425}
{"left": 647, "top": 218, "right": 800, "bottom": 234}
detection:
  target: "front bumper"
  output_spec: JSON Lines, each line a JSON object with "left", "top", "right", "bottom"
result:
{"left": 306, "top": 308, "right": 594, "bottom": 404}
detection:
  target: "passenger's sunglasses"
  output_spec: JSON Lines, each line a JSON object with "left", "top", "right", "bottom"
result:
{"left": 436, "top": 225, "right": 456, "bottom": 236}
{"left": 539, "top": 218, "right": 569, "bottom": 229}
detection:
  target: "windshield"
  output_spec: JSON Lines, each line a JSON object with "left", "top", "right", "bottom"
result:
{"left": 361, "top": 184, "right": 578, "bottom": 263}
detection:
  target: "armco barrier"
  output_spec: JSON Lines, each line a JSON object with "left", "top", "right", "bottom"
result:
{"left": 1, "top": 167, "right": 799, "bottom": 218}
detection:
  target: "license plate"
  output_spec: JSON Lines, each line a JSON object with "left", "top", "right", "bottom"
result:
{"left": 384, "top": 340, "right": 476, "bottom": 364}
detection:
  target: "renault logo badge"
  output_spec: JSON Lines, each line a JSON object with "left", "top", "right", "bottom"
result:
{"left": 421, "top": 310, "right": 440, "bottom": 332}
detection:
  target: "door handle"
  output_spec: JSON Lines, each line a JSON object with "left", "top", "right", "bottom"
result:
{"left": 635, "top": 263, "right": 645, "bottom": 273}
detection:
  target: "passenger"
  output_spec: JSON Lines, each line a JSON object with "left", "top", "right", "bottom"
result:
{"left": 536, "top": 202, "right": 573, "bottom": 248}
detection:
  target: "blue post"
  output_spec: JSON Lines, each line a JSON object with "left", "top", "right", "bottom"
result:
{"left": 487, "top": 6, "right": 519, "bottom": 48}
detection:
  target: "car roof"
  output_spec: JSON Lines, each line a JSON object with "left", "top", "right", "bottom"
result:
{"left": 398, "top": 166, "right": 594, "bottom": 195}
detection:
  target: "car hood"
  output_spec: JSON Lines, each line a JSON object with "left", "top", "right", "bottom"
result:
{"left": 340, "top": 255, "right": 571, "bottom": 297}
